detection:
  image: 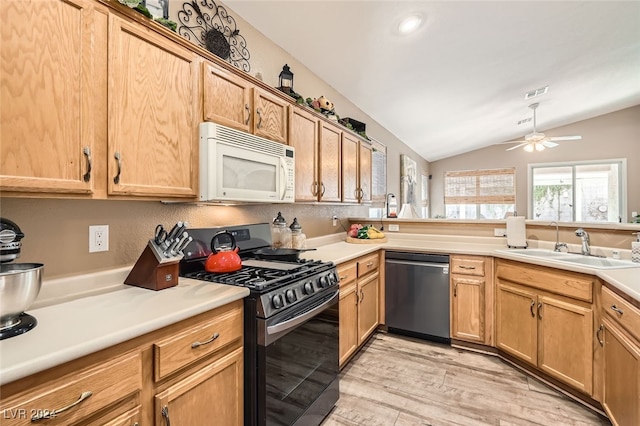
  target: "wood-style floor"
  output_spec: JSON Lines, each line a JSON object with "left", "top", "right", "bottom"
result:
{"left": 322, "top": 332, "right": 611, "bottom": 426}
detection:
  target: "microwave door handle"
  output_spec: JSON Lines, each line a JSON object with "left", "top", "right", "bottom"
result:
{"left": 280, "top": 157, "right": 287, "bottom": 200}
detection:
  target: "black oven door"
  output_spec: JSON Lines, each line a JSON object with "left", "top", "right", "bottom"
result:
{"left": 257, "top": 289, "right": 339, "bottom": 426}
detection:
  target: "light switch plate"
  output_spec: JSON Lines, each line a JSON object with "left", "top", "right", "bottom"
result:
{"left": 494, "top": 228, "right": 507, "bottom": 237}
{"left": 388, "top": 224, "right": 400, "bottom": 232}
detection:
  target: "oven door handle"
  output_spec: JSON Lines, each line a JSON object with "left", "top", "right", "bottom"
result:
{"left": 267, "top": 291, "right": 339, "bottom": 335}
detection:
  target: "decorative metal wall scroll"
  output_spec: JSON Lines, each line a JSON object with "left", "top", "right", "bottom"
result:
{"left": 177, "top": 1, "right": 251, "bottom": 72}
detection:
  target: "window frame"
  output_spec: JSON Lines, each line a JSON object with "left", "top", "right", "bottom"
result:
{"left": 527, "top": 158, "right": 627, "bottom": 223}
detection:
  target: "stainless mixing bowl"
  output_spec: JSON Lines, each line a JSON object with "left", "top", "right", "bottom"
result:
{"left": 0, "top": 263, "right": 43, "bottom": 329}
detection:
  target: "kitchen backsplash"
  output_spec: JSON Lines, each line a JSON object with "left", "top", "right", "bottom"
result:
{"left": 1, "top": 198, "right": 369, "bottom": 279}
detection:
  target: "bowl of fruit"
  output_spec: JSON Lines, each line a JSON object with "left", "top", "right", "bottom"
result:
{"left": 346, "top": 224, "right": 387, "bottom": 243}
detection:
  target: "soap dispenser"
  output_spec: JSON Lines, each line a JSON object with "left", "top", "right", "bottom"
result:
{"left": 632, "top": 232, "right": 640, "bottom": 263}
{"left": 386, "top": 193, "right": 398, "bottom": 218}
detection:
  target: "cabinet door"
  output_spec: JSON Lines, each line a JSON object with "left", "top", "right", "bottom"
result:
{"left": 339, "top": 283, "right": 359, "bottom": 367}
{"left": 496, "top": 283, "right": 538, "bottom": 366}
{"left": 341, "top": 133, "right": 359, "bottom": 203}
{"left": 359, "top": 142, "right": 372, "bottom": 203}
{"left": 318, "top": 122, "right": 342, "bottom": 202}
{"left": 288, "top": 107, "right": 318, "bottom": 201}
{"left": 538, "top": 295, "right": 594, "bottom": 395}
{"left": 253, "top": 89, "right": 288, "bottom": 144}
{"left": 155, "top": 347, "right": 243, "bottom": 426}
{"left": 108, "top": 16, "right": 198, "bottom": 198}
{"left": 451, "top": 276, "right": 485, "bottom": 343}
{"left": 602, "top": 318, "right": 640, "bottom": 426}
{"left": 203, "top": 62, "right": 252, "bottom": 132}
{"left": 1, "top": 0, "right": 95, "bottom": 194}
{"left": 358, "top": 272, "right": 379, "bottom": 345}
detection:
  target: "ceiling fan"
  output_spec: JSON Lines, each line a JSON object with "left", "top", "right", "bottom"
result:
{"left": 503, "top": 103, "right": 582, "bottom": 152}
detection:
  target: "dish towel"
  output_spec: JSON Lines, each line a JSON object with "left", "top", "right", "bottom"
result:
{"left": 506, "top": 216, "right": 528, "bottom": 248}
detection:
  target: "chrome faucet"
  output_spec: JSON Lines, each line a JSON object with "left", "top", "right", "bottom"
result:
{"left": 550, "top": 222, "right": 568, "bottom": 252}
{"left": 575, "top": 228, "right": 590, "bottom": 255}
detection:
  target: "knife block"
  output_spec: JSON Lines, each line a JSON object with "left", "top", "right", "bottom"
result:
{"left": 125, "top": 240, "right": 183, "bottom": 291}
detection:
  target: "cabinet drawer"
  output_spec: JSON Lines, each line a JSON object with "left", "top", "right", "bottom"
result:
{"left": 602, "top": 286, "right": 640, "bottom": 342}
{"left": 0, "top": 352, "right": 141, "bottom": 426}
{"left": 357, "top": 253, "right": 379, "bottom": 277}
{"left": 451, "top": 256, "right": 485, "bottom": 276}
{"left": 337, "top": 262, "right": 357, "bottom": 287}
{"left": 496, "top": 260, "right": 593, "bottom": 302}
{"left": 154, "top": 303, "right": 243, "bottom": 380}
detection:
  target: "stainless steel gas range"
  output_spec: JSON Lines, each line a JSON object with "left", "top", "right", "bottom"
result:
{"left": 180, "top": 223, "right": 339, "bottom": 426}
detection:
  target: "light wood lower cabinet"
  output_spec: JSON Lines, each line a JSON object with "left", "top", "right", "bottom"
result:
{"left": 450, "top": 255, "right": 493, "bottom": 345}
{"left": 154, "top": 347, "right": 243, "bottom": 426}
{"left": 598, "top": 285, "right": 640, "bottom": 426}
{"left": 338, "top": 252, "right": 380, "bottom": 367}
{"left": 0, "top": 300, "right": 243, "bottom": 426}
{"left": 496, "top": 259, "right": 594, "bottom": 396}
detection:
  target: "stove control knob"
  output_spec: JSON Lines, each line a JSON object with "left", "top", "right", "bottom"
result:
{"left": 303, "top": 282, "right": 314, "bottom": 295}
{"left": 319, "top": 276, "right": 328, "bottom": 288}
{"left": 272, "top": 294, "right": 284, "bottom": 309}
{"left": 285, "top": 289, "right": 297, "bottom": 303}
{"left": 328, "top": 272, "right": 338, "bottom": 285}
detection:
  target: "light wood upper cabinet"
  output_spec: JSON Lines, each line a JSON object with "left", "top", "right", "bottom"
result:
{"left": 108, "top": 16, "right": 198, "bottom": 198}
{"left": 341, "top": 133, "right": 359, "bottom": 203}
{"left": 203, "top": 62, "right": 252, "bottom": 133}
{"left": 203, "top": 61, "right": 288, "bottom": 144}
{"left": 318, "top": 121, "right": 342, "bottom": 202}
{"left": 0, "top": 0, "right": 96, "bottom": 194}
{"left": 288, "top": 107, "right": 319, "bottom": 201}
{"left": 253, "top": 89, "right": 288, "bottom": 144}
{"left": 359, "top": 142, "right": 372, "bottom": 203}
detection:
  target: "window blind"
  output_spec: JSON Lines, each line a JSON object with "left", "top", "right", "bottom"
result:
{"left": 444, "top": 168, "right": 515, "bottom": 205}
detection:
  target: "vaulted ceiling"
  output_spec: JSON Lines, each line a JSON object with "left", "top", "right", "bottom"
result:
{"left": 225, "top": 1, "right": 640, "bottom": 161}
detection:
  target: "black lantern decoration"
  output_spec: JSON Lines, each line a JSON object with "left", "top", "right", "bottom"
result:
{"left": 278, "top": 64, "right": 294, "bottom": 94}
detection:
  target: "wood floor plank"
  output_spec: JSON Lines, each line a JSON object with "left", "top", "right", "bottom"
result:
{"left": 322, "top": 333, "right": 610, "bottom": 426}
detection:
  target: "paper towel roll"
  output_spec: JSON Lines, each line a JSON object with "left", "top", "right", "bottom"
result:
{"left": 506, "top": 216, "right": 527, "bottom": 248}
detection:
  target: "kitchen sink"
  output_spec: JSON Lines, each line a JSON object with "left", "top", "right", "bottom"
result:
{"left": 496, "top": 249, "right": 640, "bottom": 269}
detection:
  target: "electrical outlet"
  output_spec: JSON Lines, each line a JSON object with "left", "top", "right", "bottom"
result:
{"left": 388, "top": 224, "right": 400, "bottom": 232}
{"left": 332, "top": 216, "right": 338, "bottom": 227}
{"left": 89, "top": 225, "right": 109, "bottom": 253}
{"left": 494, "top": 228, "right": 507, "bottom": 237}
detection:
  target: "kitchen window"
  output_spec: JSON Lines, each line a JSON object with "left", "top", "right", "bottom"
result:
{"left": 528, "top": 159, "right": 626, "bottom": 223}
{"left": 444, "top": 168, "right": 516, "bottom": 219}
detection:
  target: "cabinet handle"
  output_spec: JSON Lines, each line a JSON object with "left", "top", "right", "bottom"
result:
{"left": 161, "top": 405, "right": 170, "bottom": 426}
{"left": 82, "top": 146, "right": 92, "bottom": 182}
{"left": 245, "top": 104, "right": 251, "bottom": 125}
{"left": 340, "top": 275, "right": 348, "bottom": 281}
{"left": 530, "top": 300, "right": 535, "bottom": 317}
{"left": 31, "top": 391, "right": 92, "bottom": 421}
{"left": 454, "top": 282, "right": 458, "bottom": 297}
{"left": 597, "top": 324, "right": 604, "bottom": 346}
{"left": 320, "top": 182, "right": 325, "bottom": 196}
{"left": 366, "top": 262, "right": 373, "bottom": 268}
{"left": 610, "top": 305, "right": 624, "bottom": 315}
{"left": 360, "top": 289, "right": 365, "bottom": 302}
{"left": 256, "top": 108, "right": 263, "bottom": 129}
{"left": 191, "top": 332, "right": 220, "bottom": 348}
{"left": 537, "top": 303, "right": 543, "bottom": 320}
{"left": 311, "top": 181, "right": 318, "bottom": 196}
{"left": 459, "top": 265, "right": 476, "bottom": 270}
{"left": 113, "top": 152, "right": 122, "bottom": 184}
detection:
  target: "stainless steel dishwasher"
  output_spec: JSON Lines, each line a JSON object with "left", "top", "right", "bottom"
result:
{"left": 385, "top": 252, "right": 450, "bottom": 343}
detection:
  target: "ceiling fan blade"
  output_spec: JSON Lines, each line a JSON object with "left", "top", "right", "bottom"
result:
{"left": 506, "top": 143, "right": 527, "bottom": 151}
{"left": 542, "top": 141, "right": 559, "bottom": 148}
{"left": 499, "top": 140, "right": 527, "bottom": 145}
{"left": 547, "top": 135, "right": 582, "bottom": 141}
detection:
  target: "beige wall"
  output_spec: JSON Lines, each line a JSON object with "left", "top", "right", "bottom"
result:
{"left": 428, "top": 105, "right": 640, "bottom": 219}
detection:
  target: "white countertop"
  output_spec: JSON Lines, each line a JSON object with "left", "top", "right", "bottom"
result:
{"left": 2, "top": 232, "right": 638, "bottom": 387}
{"left": 0, "top": 270, "right": 248, "bottom": 386}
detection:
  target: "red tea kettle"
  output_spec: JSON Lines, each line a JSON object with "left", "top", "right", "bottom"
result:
{"left": 205, "top": 231, "right": 242, "bottom": 273}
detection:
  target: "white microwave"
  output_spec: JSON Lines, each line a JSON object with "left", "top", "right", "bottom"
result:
{"left": 199, "top": 122, "right": 295, "bottom": 203}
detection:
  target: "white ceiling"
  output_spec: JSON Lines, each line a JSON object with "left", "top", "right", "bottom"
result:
{"left": 224, "top": 0, "right": 640, "bottom": 161}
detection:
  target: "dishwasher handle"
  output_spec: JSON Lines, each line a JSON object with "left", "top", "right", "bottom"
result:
{"left": 386, "top": 258, "right": 450, "bottom": 271}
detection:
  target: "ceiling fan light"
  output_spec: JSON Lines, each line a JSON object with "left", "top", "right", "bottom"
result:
{"left": 398, "top": 14, "right": 423, "bottom": 34}
{"left": 523, "top": 143, "right": 534, "bottom": 152}
{"left": 535, "top": 142, "right": 545, "bottom": 151}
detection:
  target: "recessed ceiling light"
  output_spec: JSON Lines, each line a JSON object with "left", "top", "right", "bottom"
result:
{"left": 398, "top": 14, "right": 423, "bottom": 34}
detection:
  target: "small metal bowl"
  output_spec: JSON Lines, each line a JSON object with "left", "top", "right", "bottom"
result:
{"left": 0, "top": 263, "right": 43, "bottom": 329}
